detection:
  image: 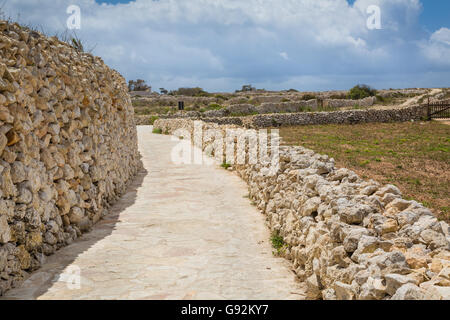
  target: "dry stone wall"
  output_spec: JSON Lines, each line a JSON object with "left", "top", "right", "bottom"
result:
{"left": 324, "top": 96, "right": 376, "bottom": 108}
{"left": 156, "top": 105, "right": 426, "bottom": 129}
{"left": 247, "top": 105, "right": 425, "bottom": 128}
{"left": 153, "top": 118, "right": 450, "bottom": 300}
{"left": 0, "top": 21, "right": 141, "bottom": 294}
{"left": 158, "top": 97, "right": 377, "bottom": 120}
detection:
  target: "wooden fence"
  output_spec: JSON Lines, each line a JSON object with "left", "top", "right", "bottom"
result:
{"left": 426, "top": 101, "right": 450, "bottom": 120}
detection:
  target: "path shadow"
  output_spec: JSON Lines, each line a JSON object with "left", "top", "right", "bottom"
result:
{"left": 2, "top": 164, "right": 148, "bottom": 300}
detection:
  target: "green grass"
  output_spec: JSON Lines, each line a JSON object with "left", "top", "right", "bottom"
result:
{"left": 152, "top": 128, "right": 163, "bottom": 134}
{"left": 221, "top": 161, "right": 232, "bottom": 170}
{"left": 279, "top": 121, "right": 450, "bottom": 222}
{"left": 270, "top": 231, "right": 287, "bottom": 256}
{"left": 199, "top": 103, "right": 225, "bottom": 113}
{"left": 149, "top": 116, "right": 159, "bottom": 125}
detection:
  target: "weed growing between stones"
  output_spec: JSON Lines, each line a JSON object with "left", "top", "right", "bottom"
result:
{"left": 152, "top": 128, "right": 163, "bottom": 134}
{"left": 271, "top": 231, "right": 287, "bottom": 256}
{"left": 149, "top": 116, "right": 159, "bottom": 125}
{"left": 221, "top": 161, "right": 232, "bottom": 170}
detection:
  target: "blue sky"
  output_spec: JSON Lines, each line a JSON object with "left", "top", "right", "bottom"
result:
{"left": 2, "top": 0, "right": 450, "bottom": 92}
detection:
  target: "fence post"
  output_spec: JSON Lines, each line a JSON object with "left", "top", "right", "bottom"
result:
{"left": 427, "top": 96, "right": 431, "bottom": 121}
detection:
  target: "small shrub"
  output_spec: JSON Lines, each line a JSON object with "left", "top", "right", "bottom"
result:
{"left": 215, "top": 94, "right": 229, "bottom": 100}
{"left": 270, "top": 231, "right": 287, "bottom": 256}
{"left": 376, "top": 95, "right": 385, "bottom": 103}
{"left": 248, "top": 99, "right": 260, "bottom": 106}
{"left": 221, "top": 161, "right": 232, "bottom": 170}
{"left": 152, "top": 128, "right": 163, "bottom": 134}
{"left": 301, "top": 94, "right": 316, "bottom": 101}
{"left": 71, "top": 37, "right": 84, "bottom": 52}
{"left": 359, "top": 159, "right": 370, "bottom": 167}
{"left": 207, "top": 103, "right": 223, "bottom": 110}
{"left": 149, "top": 116, "right": 159, "bottom": 125}
{"left": 348, "top": 84, "right": 377, "bottom": 100}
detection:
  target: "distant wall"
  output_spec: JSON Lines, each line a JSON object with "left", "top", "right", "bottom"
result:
{"left": 324, "top": 97, "right": 376, "bottom": 108}
{"left": 247, "top": 105, "right": 425, "bottom": 128}
{"left": 153, "top": 97, "right": 381, "bottom": 121}
{"left": 153, "top": 105, "right": 426, "bottom": 129}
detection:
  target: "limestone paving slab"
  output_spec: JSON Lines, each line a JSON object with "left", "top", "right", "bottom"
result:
{"left": 2, "top": 126, "right": 305, "bottom": 300}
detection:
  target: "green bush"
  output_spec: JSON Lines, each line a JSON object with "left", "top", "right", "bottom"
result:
{"left": 207, "top": 103, "right": 223, "bottom": 110}
{"left": 270, "top": 231, "right": 287, "bottom": 256}
{"left": 152, "top": 128, "right": 163, "bottom": 134}
{"left": 149, "top": 116, "right": 159, "bottom": 125}
{"left": 301, "top": 94, "right": 316, "bottom": 101}
{"left": 376, "top": 95, "right": 385, "bottom": 103}
{"left": 348, "top": 85, "right": 377, "bottom": 100}
{"left": 215, "top": 94, "right": 229, "bottom": 100}
{"left": 221, "top": 161, "right": 231, "bottom": 170}
{"left": 270, "top": 231, "right": 285, "bottom": 250}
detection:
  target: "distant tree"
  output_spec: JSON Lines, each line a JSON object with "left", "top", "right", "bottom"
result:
{"left": 128, "top": 79, "right": 151, "bottom": 92}
{"left": 348, "top": 85, "right": 377, "bottom": 100}
{"left": 159, "top": 88, "right": 168, "bottom": 94}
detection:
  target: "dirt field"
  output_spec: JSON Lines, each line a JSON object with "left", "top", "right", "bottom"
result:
{"left": 279, "top": 121, "right": 450, "bottom": 222}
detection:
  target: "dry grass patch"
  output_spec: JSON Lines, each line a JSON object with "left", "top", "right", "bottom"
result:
{"left": 279, "top": 121, "right": 450, "bottom": 222}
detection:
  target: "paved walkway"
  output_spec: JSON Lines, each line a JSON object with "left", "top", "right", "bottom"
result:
{"left": 2, "top": 126, "right": 304, "bottom": 300}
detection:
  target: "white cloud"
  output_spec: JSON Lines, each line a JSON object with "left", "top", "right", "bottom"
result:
{"left": 421, "top": 28, "right": 450, "bottom": 67}
{"left": 431, "top": 28, "right": 450, "bottom": 45}
{"left": 279, "top": 52, "right": 289, "bottom": 61}
{"left": 1, "top": 0, "right": 448, "bottom": 91}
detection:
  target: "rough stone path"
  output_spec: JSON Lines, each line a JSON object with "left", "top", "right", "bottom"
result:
{"left": 2, "top": 126, "right": 305, "bottom": 300}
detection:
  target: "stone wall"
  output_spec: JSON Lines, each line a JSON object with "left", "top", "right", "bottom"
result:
{"left": 247, "top": 105, "right": 425, "bottom": 128}
{"left": 153, "top": 118, "right": 450, "bottom": 300}
{"left": 378, "top": 89, "right": 429, "bottom": 98}
{"left": 324, "top": 96, "right": 376, "bottom": 108}
{"left": 0, "top": 22, "right": 141, "bottom": 294}
{"left": 156, "top": 105, "right": 426, "bottom": 129}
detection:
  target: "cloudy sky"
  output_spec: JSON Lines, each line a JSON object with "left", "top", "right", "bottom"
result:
{"left": 2, "top": 0, "right": 449, "bottom": 92}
